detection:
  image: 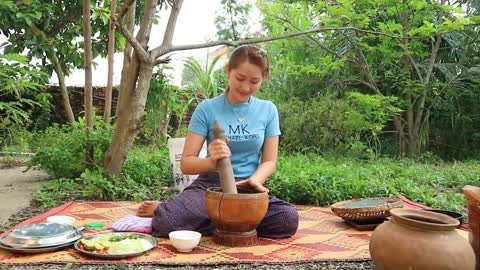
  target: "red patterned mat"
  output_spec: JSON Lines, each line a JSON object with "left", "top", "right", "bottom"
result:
{"left": 0, "top": 196, "right": 467, "bottom": 265}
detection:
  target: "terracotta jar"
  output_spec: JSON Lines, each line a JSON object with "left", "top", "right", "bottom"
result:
{"left": 205, "top": 187, "right": 268, "bottom": 247}
{"left": 369, "top": 208, "right": 475, "bottom": 270}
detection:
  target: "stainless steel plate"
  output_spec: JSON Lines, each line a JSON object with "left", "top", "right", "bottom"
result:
{"left": 0, "top": 223, "right": 82, "bottom": 248}
{"left": 74, "top": 232, "right": 157, "bottom": 259}
{"left": 0, "top": 239, "right": 75, "bottom": 254}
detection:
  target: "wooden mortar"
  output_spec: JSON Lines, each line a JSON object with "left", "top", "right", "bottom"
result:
{"left": 205, "top": 187, "right": 268, "bottom": 247}
{"left": 204, "top": 121, "right": 268, "bottom": 246}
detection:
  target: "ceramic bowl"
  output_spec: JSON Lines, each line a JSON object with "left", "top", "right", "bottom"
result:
{"left": 422, "top": 209, "right": 464, "bottom": 224}
{"left": 168, "top": 230, "right": 201, "bottom": 252}
{"left": 46, "top": 215, "right": 76, "bottom": 226}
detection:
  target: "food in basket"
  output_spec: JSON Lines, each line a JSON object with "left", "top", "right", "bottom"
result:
{"left": 78, "top": 234, "right": 152, "bottom": 255}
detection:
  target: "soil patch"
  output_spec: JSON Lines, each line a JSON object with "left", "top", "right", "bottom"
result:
{"left": 0, "top": 162, "right": 50, "bottom": 224}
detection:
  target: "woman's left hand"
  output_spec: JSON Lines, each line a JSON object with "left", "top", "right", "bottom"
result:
{"left": 236, "top": 178, "right": 269, "bottom": 193}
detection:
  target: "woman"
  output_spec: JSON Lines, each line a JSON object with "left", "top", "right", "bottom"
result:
{"left": 137, "top": 45, "right": 299, "bottom": 238}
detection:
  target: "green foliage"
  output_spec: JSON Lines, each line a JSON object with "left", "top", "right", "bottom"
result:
{"left": 0, "top": 125, "right": 36, "bottom": 152}
{"left": 269, "top": 154, "right": 480, "bottom": 215}
{"left": 122, "top": 146, "right": 172, "bottom": 187}
{"left": 259, "top": 0, "right": 480, "bottom": 157}
{"left": 81, "top": 145, "right": 176, "bottom": 202}
{"left": 29, "top": 117, "right": 112, "bottom": 179}
{"left": 182, "top": 54, "right": 224, "bottom": 102}
{"left": 214, "top": 0, "right": 252, "bottom": 40}
{"left": 0, "top": 54, "right": 51, "bottom": 146}
{"left": 32, "top": 178, "right": 83, "bottom": 210}
{"left": 1, "top": 0, "right": 127, "bottom": 81}
{"left": 143, "top": 69, "right": 194, "bottom": 146}
{"left": 269, "top": 92, "right": 397, "bottom": 157}
{"left": 32, "top": 147, "right": 177, "bottom": 209}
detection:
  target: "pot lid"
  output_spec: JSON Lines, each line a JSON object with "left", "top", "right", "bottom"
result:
{"left": 0, "top": 223, "right": 82, "bottom": 248}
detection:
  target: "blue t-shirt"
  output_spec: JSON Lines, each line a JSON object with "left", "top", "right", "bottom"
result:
{"left": 188, "top": 94, "right": 281, "bottom": 178}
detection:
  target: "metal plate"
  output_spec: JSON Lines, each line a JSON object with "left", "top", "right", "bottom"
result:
{"left": 0, "top": 223, "right": 82, "bottom": 248}
{"left": 0, "top": 238, "right": 75, "bottom": 254}
{"left": 73, "top": 232, "right": 157, "bottom": 259}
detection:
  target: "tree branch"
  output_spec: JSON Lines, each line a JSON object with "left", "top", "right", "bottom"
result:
{"left": 113, "top": 17, "right": 149, "bottom": 63}
{"left": 153, "top": 56, "right": 172, "bottom": 66}
{"left": 393, "top": 37, "right": 424, "bottom": 81}
{"left": 122, "top": 0, "right": 136, "bottom": 72}
{"left": 413, "top": 34, "right": 442, "bottom": 129}
{"left": 134, "top": 0, "right": 156, "bottom": 63}
{"left": 46, "top": 8, "right": 83, "bottom": 37}
{"left": 413, "top": 0, "right": 445, "bottom": 130}
{"left": 273, "top": 14, "right": 342, "bottom": 58}
{"left": 151, "top": 26, "right": 404, "bottom": 60}
{"left": 151, "top": 0, "right": 184, "bottom": 59}
{"left": 354, "top": 79, "right": 382, "bottom": 94}
{"left": 422, "top": 35, "right": 442, "bottom": 86}
{"left": 118, "top": 0, "right": 136, "bottom": 22}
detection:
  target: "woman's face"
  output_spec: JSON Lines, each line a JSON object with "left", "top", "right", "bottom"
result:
{"left": 226, "top": 62, "right": 263, "bottom": 104}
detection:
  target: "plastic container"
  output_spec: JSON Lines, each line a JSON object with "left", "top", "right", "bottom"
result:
{"left": 46, "top": 215, "right": 76, "bottom": 226}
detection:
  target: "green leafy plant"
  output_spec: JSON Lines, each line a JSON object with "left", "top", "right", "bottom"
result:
{"left": 143, "top": 69, "right": 194, "bottom": 146}
{"left": 0, "top": 54, "right": 51, "bottom": 146}
{"left": 29, "top": 116, "right": 112, "bottom": 178}
{"left": 182, "top": 54, "right": 223, "bottom": 102}
{"left": 268, "top": 153, "right": 480, "bottom": 217}
{"left": 32, "top": 178, "right": 83, "bottom": 210}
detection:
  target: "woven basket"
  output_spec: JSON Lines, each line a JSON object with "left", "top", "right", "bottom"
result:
{"left": 331, "top": 197, "right": 403, "bottom": 221}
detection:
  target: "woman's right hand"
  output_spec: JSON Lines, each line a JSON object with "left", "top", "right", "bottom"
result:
{"left": 208, "top": 139, "right": 231, "bottom": 167}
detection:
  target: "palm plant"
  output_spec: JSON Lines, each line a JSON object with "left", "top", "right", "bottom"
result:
{"left": 183, "top": 54, "right": 224, "bottom": 103}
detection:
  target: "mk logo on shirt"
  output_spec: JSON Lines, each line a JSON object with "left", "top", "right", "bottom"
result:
{"left": 227, "top": 124, "right": 260, "bottom": 142}
{"left": 229, "top": 124, "right": 250, "bottom": 135}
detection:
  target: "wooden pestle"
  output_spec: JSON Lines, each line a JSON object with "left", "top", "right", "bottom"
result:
{"left": 213, "top": 121, "right": 238, "bottom": 194}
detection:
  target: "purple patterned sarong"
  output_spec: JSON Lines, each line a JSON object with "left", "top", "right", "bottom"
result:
{"left": 151, "top": 172, "right": 298, "bottom": 238}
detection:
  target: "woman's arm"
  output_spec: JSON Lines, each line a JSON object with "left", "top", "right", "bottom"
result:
{"left": 236, "top": 136, "right": 279, "bottom": 192}
{"left": 180, "top": 131, "right": 231, "bottom": 175}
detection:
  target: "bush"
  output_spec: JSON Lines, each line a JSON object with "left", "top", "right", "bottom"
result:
{"left": 268, "top": 153, "right": 480, "bottom": 215}
{"left": 29, "top": 118, "right": 112, "bottom": 179}
{"left": 32, "top": 145, "right": 177, "bottom": 209}
{"left": 276, "top": 96, "right": 359, "bottom": 153}
{"left": 122, "top": 146, "right": 172, "bottom": 186}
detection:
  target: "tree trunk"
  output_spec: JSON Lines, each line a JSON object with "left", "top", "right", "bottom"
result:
{"left": 50, "top": 54, "right": 75, "bottom": 125}
{"left": 104, "top": 62, "right": 153, "bottom": 175}
{"left": 116, "top": 0, "right": 136, "bottom": 117}
{"left": 104, "top": 0, "right": 117, "bottom": 124}
{"left": 400, "top": 7, "right": 417, "bottom": 156}
{"left": 83, "top": 0, "right": 94, "bottom": 167}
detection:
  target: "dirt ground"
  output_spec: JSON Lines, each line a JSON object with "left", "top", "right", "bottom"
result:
{"left": 0, "top": 162, "right": 50, "bottom": 224}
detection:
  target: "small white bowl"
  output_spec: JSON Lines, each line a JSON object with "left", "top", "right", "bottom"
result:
{"left": 46, "top": 215, "right": 76, "bottom": 226}
{"left": 168, "top": 230, "right": 202, "bottom": 252}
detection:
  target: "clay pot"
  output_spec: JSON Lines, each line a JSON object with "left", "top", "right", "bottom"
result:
{"left": 204, "top": 187, "right": 268, "bottom": 246}
{"left": 369, "top": 208, "right": 475, "bottom": 270}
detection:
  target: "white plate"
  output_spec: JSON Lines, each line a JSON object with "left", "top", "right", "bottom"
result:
{"left": 73, "top": 232, "right": 157, "bottom": 259}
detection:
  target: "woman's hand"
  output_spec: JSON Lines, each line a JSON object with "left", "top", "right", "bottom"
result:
{"left": 208, "top": 139, "right": 231, "bottom": 167}
{"left": 236, "top": 178, "right": 269, "bottom": 193}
